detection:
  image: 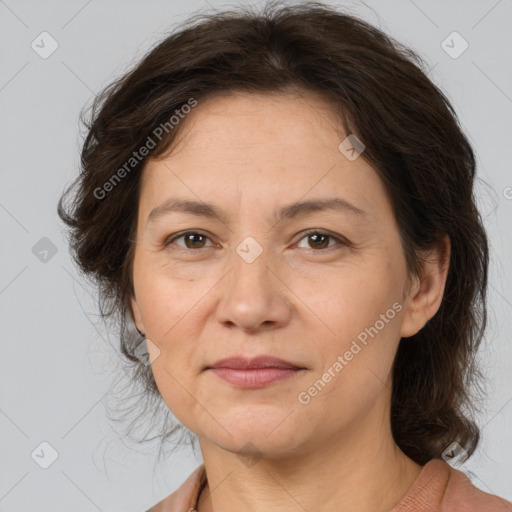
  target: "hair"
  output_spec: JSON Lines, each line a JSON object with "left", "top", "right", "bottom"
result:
{"left": 58, "top": 0, "right": 489, "bottom": 465}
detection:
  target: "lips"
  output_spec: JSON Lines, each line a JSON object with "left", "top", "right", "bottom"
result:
{"left": 205, "top": 356, "right": 306, "bottom": 388}
{"left": 206, "top": 356, "right": 304, "bottom": 371}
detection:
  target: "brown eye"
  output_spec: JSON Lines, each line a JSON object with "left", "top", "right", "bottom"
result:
{"left": 307, "top": 233, "right": 330, "bottom": 249}
{"left": 296, "top": 230, "right": 346, "bottom": 251}
{"left": 165, "top": 231, "right": 214, "bottom": 249}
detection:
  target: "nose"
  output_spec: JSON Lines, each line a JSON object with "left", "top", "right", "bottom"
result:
{"left": 214, "top": 243, "right": 292, "bottom": 332}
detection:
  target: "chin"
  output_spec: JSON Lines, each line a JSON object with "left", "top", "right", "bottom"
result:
{"left": 197, "top": 407, "right": 312, "bottom": 459}
{"left": 216, "top": 434, "right": 305, "bottom": 461}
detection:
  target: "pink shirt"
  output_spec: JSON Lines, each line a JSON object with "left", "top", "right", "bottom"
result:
{"left": 146, "top": 459, "right": 512, "bottom": 511}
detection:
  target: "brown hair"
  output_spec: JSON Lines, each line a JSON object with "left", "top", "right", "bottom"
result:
{"left": 58, "top": 1, "right": 488, "bottom": 464}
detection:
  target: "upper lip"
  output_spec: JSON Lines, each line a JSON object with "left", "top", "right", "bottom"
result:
{"left": 206, "top": 356, "right": 304, "bottom": 370}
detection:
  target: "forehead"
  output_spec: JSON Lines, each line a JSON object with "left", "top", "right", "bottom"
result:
{"left": 161, "top": 89, "right": 345, "bottom": 155}
{"left": 138, "top": 91, "right": 392, "bottom": 227}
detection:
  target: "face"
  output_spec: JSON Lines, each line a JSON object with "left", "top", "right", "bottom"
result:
{"left": 130, "top": 90, "right": 440, "bottom": 459}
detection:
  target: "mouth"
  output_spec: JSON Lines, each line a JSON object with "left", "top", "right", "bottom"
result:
{"left": 205, "top": 356, "right": 307, "bottom": 389}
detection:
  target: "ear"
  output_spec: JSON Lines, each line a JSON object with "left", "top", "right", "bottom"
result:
{"left": 400, "top": 234, "right": 450, "bottom": 338}
{"left": 130, "top": 295, "right": 146, "bottom": 335}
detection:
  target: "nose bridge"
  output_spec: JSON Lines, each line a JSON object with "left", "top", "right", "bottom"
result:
{"left": 215, "top": 234, "right": 291, "bottom": 330}
{"left": 229, "top": 234, "right": 273, "bottom": 301}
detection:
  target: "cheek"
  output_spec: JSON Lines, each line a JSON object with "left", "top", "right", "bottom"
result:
{"left": 149, "top": 359, "right": 203, "bottom": 434}
{"left": 140, "top": 277, "right": 204, "bottom": 424}
{"left": 301, "top": 262, "right": 403, "bottom": 395}
{"left": 134, "top": 272, "right": 202, "bottom": 394}
{"left": 306, "top": 260, "right": 398, "bottom": 337}
{"left": 135, "top": 265, "right": 197, "bottom": 336}
{"left": 299, "top": 320, "right": 400, "bottom": 431}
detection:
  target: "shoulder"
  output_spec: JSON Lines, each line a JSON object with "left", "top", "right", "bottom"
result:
{"left": 441, "top": 460, "right": 512, "bottom": 511}
{"left": 393, "top": 458, "right": 512, "bottom": 511}
{"left": 145, "top": 464, "right": 206, "bottom": 512}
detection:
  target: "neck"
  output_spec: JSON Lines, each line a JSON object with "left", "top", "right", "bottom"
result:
{"left": 196, "top": 393, "right": 422, "bottom": 512}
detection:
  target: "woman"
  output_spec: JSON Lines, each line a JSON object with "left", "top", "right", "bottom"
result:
{"left": 58, "top": 2, "right": 512, "bottom": 510}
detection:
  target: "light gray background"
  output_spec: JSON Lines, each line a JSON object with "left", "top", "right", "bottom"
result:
{"left": 1, "top": 0, "right": 511, "bottom": 510}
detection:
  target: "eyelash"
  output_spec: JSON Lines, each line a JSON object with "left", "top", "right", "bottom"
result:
{"left": 163, "top": 229, "right": 349, "bottom": 252}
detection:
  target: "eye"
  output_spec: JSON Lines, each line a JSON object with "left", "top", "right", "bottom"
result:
{"left": 164, "top": 231, "right": 215, "bottom": 250}
{"left": 296, "top": 230, "right": 347, "bottom": 251}
{"left": 163, "top": 229, "right": 348, "bottom": 252}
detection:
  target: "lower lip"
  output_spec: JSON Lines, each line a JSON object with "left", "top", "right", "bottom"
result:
{"left": 208, "top": 367, "right": 304, "bottom": 388}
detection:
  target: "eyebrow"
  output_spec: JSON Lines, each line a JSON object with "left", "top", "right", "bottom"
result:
{"left": 146, "top": 196, "right": 366, "bottom": 227}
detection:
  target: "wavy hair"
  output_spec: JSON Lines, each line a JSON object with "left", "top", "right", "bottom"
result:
{"left": 58, "top": 1, "right": 488, "bottom": 465}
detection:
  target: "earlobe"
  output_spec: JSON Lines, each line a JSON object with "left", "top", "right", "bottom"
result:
{"left": 400, "top": 278, "right": 422, "bottom": 338}
{"left": 130, "top": 296, "right": 146, "bottom": 335}
{"left": 400, "top": 234, "right": 450, "bottom": 339}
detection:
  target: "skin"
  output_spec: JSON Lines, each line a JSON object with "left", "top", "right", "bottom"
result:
{"left": 130, "top": 89, "right": 450, "bottom": 512}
